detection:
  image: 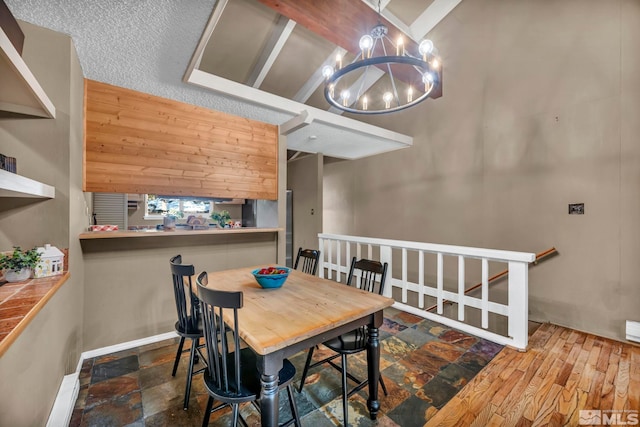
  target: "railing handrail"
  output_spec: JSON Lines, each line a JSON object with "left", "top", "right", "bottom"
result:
{"left": 318, "top": 233, "right": 539, "bottom": 350}
{"left": 318, "top": 233, "right": 535, "bottom": 263}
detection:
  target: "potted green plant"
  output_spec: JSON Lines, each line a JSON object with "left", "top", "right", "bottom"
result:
{"left": 0, "top": 246, "right": 41, "bottom": 282}
{"left": 211, "top": 210, "right": 231, "bottom": 228}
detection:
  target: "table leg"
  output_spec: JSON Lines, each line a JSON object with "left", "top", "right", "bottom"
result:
{"left": 366, "top": 324, "right": 381, "bottom": 420}
{"left": 259, "top": 355, "right": 282, "bottom": 427}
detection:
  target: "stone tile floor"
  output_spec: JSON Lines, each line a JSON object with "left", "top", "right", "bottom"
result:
{"left": 69, "top": 307, "right": 504, "bottom": 426}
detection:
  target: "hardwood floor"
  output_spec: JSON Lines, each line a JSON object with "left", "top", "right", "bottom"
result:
{"left": 428, "top": 323, "right": 640, "bottom": 426}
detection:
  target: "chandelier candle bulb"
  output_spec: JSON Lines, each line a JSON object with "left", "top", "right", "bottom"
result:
{"left": 383, "top": 92, "right": 393, "bottom": 109}
{"left": 322, "top": 65, "right": 334, "bottom": 79}
{"left": 362, "top": 96, "right": 368, "bottom": 110}
{"left": 360, "top": 34, "right": 373, "bottom": 59}
{"left": 408, "top": 86, "right": 413, "bottom": 102}
{"left": 336, "top": 53, "right": 342, "bottom": 69}
{"left": 397, "top": 37, "right": 404, "bottom": 56}
{"left": 423, "top": 73, "right": 434, "bottom": 91}
{"left": 341, "top": 90, "right": 350, "bottom": 106}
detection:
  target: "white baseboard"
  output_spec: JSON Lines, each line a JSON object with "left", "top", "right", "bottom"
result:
{"left": 48, "top": 331, "right": 178, "bottom": 426}
{"left": 46, "top": 372, "right": 79, "bottom": 427}
{"left": 75, "top": 331, "right": 178, "bottom": 373}
{"left": 626, "top": 320, "right": 640, "bottom": 343}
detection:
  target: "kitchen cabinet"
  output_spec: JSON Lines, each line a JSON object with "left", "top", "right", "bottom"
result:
{"left": 0, "top": 23, "right": 55, "bottom": 118}
{"left": 0, "top": 169, "right": 55, "bottom": 198}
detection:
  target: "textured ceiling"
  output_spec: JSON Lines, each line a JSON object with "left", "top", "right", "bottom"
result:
{"left": 6, "top": 0, "right": 292, "bottom": 125}
{"left": 4, "top": 0, "right": 458, "bottom": 159}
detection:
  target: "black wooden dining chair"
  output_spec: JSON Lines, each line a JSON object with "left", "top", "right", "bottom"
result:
{"left": 293, "top": 248, "right": 321, "bottom": 275}
{"left": 196, "top": 271, "right": 301, "bottom": 427}
{"left": 298, "top": 257, "right": 389, "bottom": 425}
{"left": 169, "top": 255, "right": 207, "bottom": 410}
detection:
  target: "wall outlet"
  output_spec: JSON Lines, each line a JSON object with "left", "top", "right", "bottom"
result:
{"left": 568, "top": 203, "right": 584, "bottom": 214}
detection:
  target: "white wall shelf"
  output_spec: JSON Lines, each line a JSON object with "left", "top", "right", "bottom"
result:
{"left": 0, "top": 25, "right": 56, "bottom": 118}
{"left": 0, "top": 169, "right": 55, "bottom": 198}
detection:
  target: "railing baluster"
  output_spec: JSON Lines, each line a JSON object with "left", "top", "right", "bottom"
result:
{"left": 379, "top": 245, "right": 392, "bottom": 298}
{"left": 458, "top": 255, "right": 465, "bottom": 321}
{"left": 336, "top": 240, "right": 342, "bottom": 283}
{"left": 318, "top": 237, "right": 325, "bottom": 278}
{"left": 508, "top": 261, "right": 528, "bottom": 349}
{"left": 327, "top": 239, "right": 333, "bottom": 280}
{"left": 316, "top": 233, "right": 535, "bottom": 350}
{"left": 418, "top": 250, "right": 424, "bottom": 309}
{"left": 437, "top": 253, "right": 443, "bottom": 314}
{"left": 482, "top": 258, "right": 489, "bottom": 329}
{"left": 402, "top": 248, "right": 407, "bottom": 303}
{"left": 345, "top": 242, "right": 351, "bottom": 280}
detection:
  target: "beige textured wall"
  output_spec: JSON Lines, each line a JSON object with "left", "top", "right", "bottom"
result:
{"left": 81, "top": 234, "right": 278, "bottom": 349}
{"left": 287, "top": 154, "right": 323, "bottom": 253}
{"left": 323, "top": 0, "right": 640, "bottom": 342}
{"left": 0, "top": 22, "right": 84, "bottom": 425}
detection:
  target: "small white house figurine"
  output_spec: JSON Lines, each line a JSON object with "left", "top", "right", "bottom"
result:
{"left": 34, "top": 244, "right": 64, "bottom": 278}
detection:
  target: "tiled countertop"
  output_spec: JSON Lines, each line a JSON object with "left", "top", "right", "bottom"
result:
{"left": 0, "top": 272, "right": 69, "bottom": 356}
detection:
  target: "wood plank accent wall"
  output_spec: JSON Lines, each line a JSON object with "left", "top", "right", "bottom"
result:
{"left": 83, "top": 79, "right": 278, "bottom": 200}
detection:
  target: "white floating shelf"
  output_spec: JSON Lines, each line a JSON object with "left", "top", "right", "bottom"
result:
{"left": 0, "top": 169, "right": 55, "bottom": 198}
{"left": 0, "top": 25, "right": 56, "bottom": 118}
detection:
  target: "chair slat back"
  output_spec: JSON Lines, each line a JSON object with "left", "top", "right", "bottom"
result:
{"left": 170, "top": 255, "right": 198, "bottom": 331}
{"left": 196, "top": 272, "right": 244, "bottom": 396}
{"left": 294, "top": 248, "right": 321, "bottom": 275}
{"left": 346, "top": 258, "right": 388, "bottom": 295}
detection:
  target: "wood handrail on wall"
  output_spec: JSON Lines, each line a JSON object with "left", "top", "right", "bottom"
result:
{"left": 426, "top": 247, "right": 557, "bottom": 312}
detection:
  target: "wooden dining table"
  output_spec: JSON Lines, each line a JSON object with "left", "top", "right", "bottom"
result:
{"left": 202, "top": 266, "right": 395, "bottom": 426}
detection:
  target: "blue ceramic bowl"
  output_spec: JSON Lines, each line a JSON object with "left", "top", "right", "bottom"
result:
{"left": 251, "top": 266, "right": 291, "bottom": 289}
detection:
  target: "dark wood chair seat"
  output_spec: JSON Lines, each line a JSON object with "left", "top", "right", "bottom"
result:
{"left": 203, "top": 347, "right": 297, "bottom": 404}
{"left": 173, "top": 317, "right": 203, "bottom": 337}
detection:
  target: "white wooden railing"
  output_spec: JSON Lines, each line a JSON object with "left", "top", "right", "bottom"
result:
{"left": 318, "top": 233, "right": 535, "bottom": 350}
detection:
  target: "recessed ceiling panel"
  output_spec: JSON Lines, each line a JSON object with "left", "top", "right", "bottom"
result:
{"left": 386, "top": 0, "right": 436, "bottom": 28}
{"left": 199, "top": 0, "right": 278, "bottom": 83}
{"left": 306, "top": 85, "right": 332, "bottom": 110}
{"left": 260, "top": 24, "right": 336, "bottom": 99}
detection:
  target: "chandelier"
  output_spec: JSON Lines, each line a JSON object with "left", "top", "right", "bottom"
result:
{"left": 322, "top": 1, "right": 441, "bottom": 115}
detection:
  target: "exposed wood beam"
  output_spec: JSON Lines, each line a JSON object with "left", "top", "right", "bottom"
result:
{"left": 256, "top": 0, "right": 418, "bottom": 76}
{"left": 246, "top": 16, "right": 296, "bottom": 88}
{"left": 293, "top": 47, "right": 346, "bottom": 103}
{"left": 279, "top": 110, "right": 313, "bottom": 135}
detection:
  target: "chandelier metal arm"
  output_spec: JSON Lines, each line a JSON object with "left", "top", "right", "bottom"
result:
{"left": 355, "top": 64, "right": 370, "bottom": 102}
